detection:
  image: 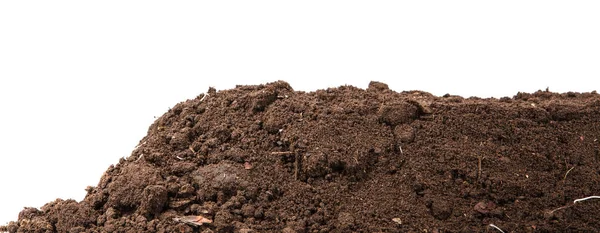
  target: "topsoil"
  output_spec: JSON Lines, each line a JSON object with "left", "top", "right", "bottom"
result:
{"left": 2, "top": 81, "right": 600, "bottom": 233}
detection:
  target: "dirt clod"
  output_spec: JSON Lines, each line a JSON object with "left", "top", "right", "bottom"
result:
{"left": 335, "top": 212, "right": 355, "bottom": 231}
{"left": 378, "top": 101, "right": 419, "bottom": 126}
{"left": 4, "top": 81, "right": 600, "bottom": 232}
{"left": 429, "top": 199, "right": 453, "bottom": 220}
{"left": 473, "top": 200, "right": 496, "bottom": 215}
{"left": 393, "top": 124, "right": 416, "bottom": 143}
{"left": 139, "top": 185, "right": 168, "bottom": 218}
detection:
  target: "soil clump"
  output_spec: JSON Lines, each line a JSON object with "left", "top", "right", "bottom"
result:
{"left": 3, "top": 81, "right": 600, "bottom": 232}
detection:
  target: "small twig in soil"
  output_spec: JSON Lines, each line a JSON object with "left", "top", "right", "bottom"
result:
{"left": 271, "top": 151, "right": 294, "bottom": 155}
{"left": 563, "top": 166, "right": 575, "bottom": 180}
{"left": 294, "top": 153, "right": 299, "bottom": 180}
{"left": 547, "top": 195, "right": 600, "bottom": 215}
{"left": 173, "top": 215, "right": 212, "bottom": 226}
{"left": 176, "top": 156, "right": 185, "bottom": 160}
{"left": 136, "top": 154, "right": 144, "bottom": 162}
{"left": 199, "top": 93, "right": 209, "bottom": 102}
{"left": 573, "top": 196, "right": 600, "bottom": 204}
{"left": 488, "top": 224, "right": 505, "bottom": 233}
{"left": 477, "top": 156, "right": 482, "bottom": 181}
{"left": 399, "top": 145, "right": 403, "bottom": 154}
{"left": 548, "top": 205, "right": 570, "bottom": 214}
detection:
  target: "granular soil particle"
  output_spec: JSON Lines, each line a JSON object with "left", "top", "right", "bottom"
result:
{"left": 3, "top": 81, "right": 600, "bottom": 233}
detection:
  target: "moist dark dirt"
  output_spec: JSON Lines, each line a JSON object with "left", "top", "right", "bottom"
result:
{"left": 3, "top": 81, "right": 600, "bottom": 233}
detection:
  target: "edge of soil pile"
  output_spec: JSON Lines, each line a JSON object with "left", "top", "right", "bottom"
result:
{"left": 3, "top": 81, "right": 600, "bottom": 233}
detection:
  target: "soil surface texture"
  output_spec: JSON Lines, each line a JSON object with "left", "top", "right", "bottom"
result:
{"left": 3, "top": 81, "right": 600, "bottom": 233}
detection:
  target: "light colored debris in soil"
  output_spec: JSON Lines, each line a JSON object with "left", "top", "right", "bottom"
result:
{"left": 199, "top": 93, "right": 209, "bottom": 102}
{"left": 563, "top": 166, "right": 575, "bottom": 180}
{"left": 547, "top": 205, "right": 569, "bottom": 215}
{"left": 547, "top": 195, "right": 600, "bottom": 216}
{"left": 391, "top": 218, "right": 402, "bottom": 225}
{"left": 573, "top": 195, "right": 600, "bottom": 204}
{"left": 488, "top": 224, "right": 505, "bottom": 233}
{"left": 477, "top": 156, "right": 482, "bottom": 181}
{"left": 271, "top": 151, "right": 294, "bottom": 155}
{"left": 173, "top": 215, "right": 213, "bottom": 226}
{"left": 244, "top": 162, "right": 253, "bottom": 170}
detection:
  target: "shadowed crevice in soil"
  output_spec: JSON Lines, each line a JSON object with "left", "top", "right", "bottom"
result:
{"left": 3, "top": 81, "right": 600, "bottom": 232}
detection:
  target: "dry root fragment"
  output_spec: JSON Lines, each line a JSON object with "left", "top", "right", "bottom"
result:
{"left": 489, "top": 224, "right": 505, "bottom": 233}
{"left": 546, "top": 195, "right": 600, "bottom": 217}
{"left": 563, "top": 166, "right": 575, "bottom": 180}
{"left": 271, "top": 151, "right": 294, "bottom": 155}
{"left": 573, "top": 196, "right": 600, "bottom": 204}
{"left": 199, "top": 93, "right": 209, "bottom": 102}
{"left": 173, "top": 215, "right": 213, "bottom": 226}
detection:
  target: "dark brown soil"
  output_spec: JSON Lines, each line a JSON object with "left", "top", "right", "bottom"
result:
{"left": 3, "top": 81, "right": 600, "bottom": 233}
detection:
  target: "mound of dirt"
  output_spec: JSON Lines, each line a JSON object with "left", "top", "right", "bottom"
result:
{"left": 3, "top": 81, "right": 600, "bottom": 232}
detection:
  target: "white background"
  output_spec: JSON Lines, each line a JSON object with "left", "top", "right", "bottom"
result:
{"left": 1, "top": 1, "right": 599, "bottom": 225}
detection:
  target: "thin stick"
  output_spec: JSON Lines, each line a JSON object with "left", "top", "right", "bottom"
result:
{"left": 477, "top": 156, "right": 482, "bottom": 181}
{"left": 271, "top": 151, "right": 294, "bottom": 155}
{"left": 199, "top": 93, "right": 209, "bottom": 102}
{"left": 547, "top": 195, "right": 600, "bottom": 215}
{"left": 294, "top": 153, "right": 299, "bottom": 180}
{"left": 563, "top": 166, "right": 575, "bottom": 180}
{"left": 548, "top": 205, "right": 570, "bottom": 214}
{"left": 399, "top": 145, "right": 403, "bottom": 154}
{"left": 574, "top": 196, "right": 600, "bottom": 204}
{"left": 489, "top": 224, "right": 505, "bottom": 233}
{"left": 136, "top": 154, "right": 144, "bottom": 162}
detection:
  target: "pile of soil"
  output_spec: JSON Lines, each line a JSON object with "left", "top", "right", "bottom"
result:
{"left": 3, "top": 81, "right": 600, "bottom": 233}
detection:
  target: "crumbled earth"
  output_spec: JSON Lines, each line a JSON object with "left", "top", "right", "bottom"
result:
{"left": 3, "top": 81, "right": 600, "bottom": 232}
